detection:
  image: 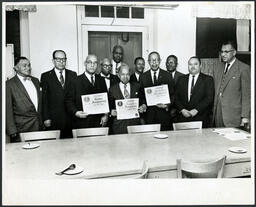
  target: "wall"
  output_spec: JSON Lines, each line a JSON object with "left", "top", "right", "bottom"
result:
{"left": 28, "top": 5, "right": 78, "bottom": 78}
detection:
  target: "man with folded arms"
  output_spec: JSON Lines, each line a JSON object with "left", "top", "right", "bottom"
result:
{"left": 139, "top": 51, "right": 175, "bottom": 131}
{"left": 65, "top": 54, "right": 108, "bottom": 129}
{"left": 174, "top": 56, "right": 214, "bottom": 127}
{"left": 6, "top": 57, "right": 43, "bottom": 142}
{"left": 109, "top": 64, "right": 146, "bottom": 134}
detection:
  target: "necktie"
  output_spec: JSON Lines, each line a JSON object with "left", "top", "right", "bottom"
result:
{"left": 190, "top": 75, "right": 195, "bottom": 97}
{"left": 59, "top": 71, "right": 64, "bottom": 87}
{"left": 123, "top": 84, "right": 130, "bottom": 99}
{"left": 91, "top": 75, "right": 95, "bottom": 86}
{"left": 104, "top": 76, "right": 110, "bottom": 80}
{"left": 115, "top": 64, "right": 119, "bottom": 74}
{"left": 153, "top": 72, "right": 157, "bottom": 85}
{"left": 224, "top": 64, "right": 230, "bottom": 74}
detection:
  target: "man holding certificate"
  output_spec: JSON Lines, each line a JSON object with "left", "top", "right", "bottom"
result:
{"left": 109, "top": 64, "right": 147, "bottom": 134}
{"left": 140, "top": 51, "right": 175, "bottom": 131}
{"left": 65, "top": 54, "right": 109, "bottom": 129}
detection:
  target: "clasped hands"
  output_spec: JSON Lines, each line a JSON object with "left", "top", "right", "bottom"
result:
{"left": 181, "top": 109, "right": 198, "bottom": 118}
{"left": 111, "top": 104, "right": 147, "bottom": 117}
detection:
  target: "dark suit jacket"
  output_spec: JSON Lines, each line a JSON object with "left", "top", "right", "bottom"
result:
{"left": 6, "top": 75, "right": 43, "bottom": 136}
{"left": 101, "top": 73, "right": 119, "bottom": 91}
{"left": 173, "top": 71, "right": 184, "bottom": 85}
{"left": 130, "top": 73, "right": 140, "bottom": 83}
{"left": 109, "top": 82, "right": 142, "bottom": 134}
{"left": 174, "top": 73, "right": 214, "bottom": 127}
{"left": 212, "top": 59, "right": 250, "bottom": 127}
{"left": 65, "top": 73, "right": 108, "bottom": 129}
{"left": 139, "top": 69, "right": 175, "bottom": 130}
{"left": 40, "top": 69, "right": 77, "bottom": 132}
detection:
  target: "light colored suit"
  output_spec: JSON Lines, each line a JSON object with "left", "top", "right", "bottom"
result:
{"left": 212, "top": 59, "right": 250, "bottom": 127}
{"left": 6, "top": 75, "right": 43, "bottom": 136}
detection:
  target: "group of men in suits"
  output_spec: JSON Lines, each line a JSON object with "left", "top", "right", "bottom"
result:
{"left": 6, "top": 40, "right": 251, "bottom": 142}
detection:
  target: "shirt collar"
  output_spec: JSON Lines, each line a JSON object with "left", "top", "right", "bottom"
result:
{"left": 84, "top": 70, "right": 95, "bottom": 80}
{"left": 226, "top": 57, "right": 236, "bottom": 68}
{"left": 100, "top": 73, "right": 110, "bottom": 78}
{"left": 17, "top": 74, "right": 31, "bottom": 82}
{"left": 150, "top": 68, "right": 160, "bottom": 77}
{"left": 54, "top": 68, "right": 65, "bottom": 75}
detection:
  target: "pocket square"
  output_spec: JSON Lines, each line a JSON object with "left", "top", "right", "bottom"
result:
{"left": 232, "top": 76, "right": 236, "bottom": 79}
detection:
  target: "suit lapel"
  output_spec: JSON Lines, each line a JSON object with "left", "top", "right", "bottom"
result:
{"left": 221, "top": 60, "right": 238, "bottom": 91}
{"left": 189, "top": 73, "right": 202, "bottom": 103}
{"left": 184, "top": 75, "right": 189, "bottom": 103}
{"left": 31, "top": 77, "right": 40, "bottom": 110}
{"left": 14, "top": 76, "right": 32, "bottom": 103}
{"left": 146, "top": 70, "right": 154, "bottom": 86}
{"left": 117, "top": 84, "right": 125, "bottom": 99}
{"left": 51, "top": 69, "right": 64, "bottom": 89}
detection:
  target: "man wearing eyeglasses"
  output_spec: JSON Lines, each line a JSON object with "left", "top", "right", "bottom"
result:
{"left": 40, "top": 50, "right": 77, "bottom": 138}
{"left": 100, "top": 58, "right": 119, "bottom": 91}
{"left": 212, "top": 40, "right": 250, "bottom": 129}
{"left": 65, "top": 54, "right": 108, "bottom": 129}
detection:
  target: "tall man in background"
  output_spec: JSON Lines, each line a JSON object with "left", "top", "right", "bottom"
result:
{"left": 40, "top": 50, "right": 77, "bottom": 138}
{"left": 112, "top": 45, "right": 124, "bottom": 75}
{"left": 6, "top": 57, "right": 43, "bottom": 142}
{"left": 212, "top": 40, "right": 250, "bottom": 128}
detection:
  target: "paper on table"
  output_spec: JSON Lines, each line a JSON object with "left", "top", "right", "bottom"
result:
{"left": 213, "top": 128, "right": 251, "bottom": 141}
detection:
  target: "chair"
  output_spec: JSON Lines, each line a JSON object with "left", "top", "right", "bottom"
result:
{"left": 173, "top": 121, "right": 202, "bottom": 131}
{"left": 134, "top": 160, "right": 149, "bottom": 179}
{"left": 72, "top": 127, "right": 109, "bottom": 138}
{"left": 176, "top": 156, "right": 226, "bottom": 178}
{"left": 20, "top": 130, "right": 61, "bottom": 142}
{"left": 127, "top": 124, "right": 161, "bottom": 134}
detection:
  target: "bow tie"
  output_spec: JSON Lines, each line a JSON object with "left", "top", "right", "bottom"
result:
{"left": 23, "top": 76, "right": 31, "bottom": 81}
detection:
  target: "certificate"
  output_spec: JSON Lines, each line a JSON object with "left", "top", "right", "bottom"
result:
{"left": 81, "top": 92, "right": 109, "bottom": 115}
{"left": 144, "top": 84, "right": 170, "bottom": 106}
{"left": 116, "top": 98, "right": 140, "bottom": 120}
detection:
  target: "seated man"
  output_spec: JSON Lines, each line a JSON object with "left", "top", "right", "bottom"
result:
{"left": 6, "top": 57, "right": 43, "bottom": 142}
{"left": 108, "top": 64, "right": 146, "bottom": 134}
{"left": 174, "top": 56, "right": 214, "bottom": 128}
{"left": 65, "top": 54, "right": 108, "bottom": 129}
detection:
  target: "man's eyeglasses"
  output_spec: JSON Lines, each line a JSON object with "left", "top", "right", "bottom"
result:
{"left": 102, "top": 64, "right": 112, "bottom": 68}
{"left": 54, "top": 58, "right": 67, "bottom": 62}
{"left": 220, "top": 50, "right": 234, "bottom": 54}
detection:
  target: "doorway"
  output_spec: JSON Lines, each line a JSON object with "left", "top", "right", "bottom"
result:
{"left": 88, "top": 31, "right": 142, "bottom": 74}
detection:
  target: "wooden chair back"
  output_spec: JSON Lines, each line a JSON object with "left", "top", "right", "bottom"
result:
{"left": 20, "top": 130, "right": 61, "bottom": 142}
{"left": 127, "top": 124, "right": 161, "bottom": 134}
{"left": 173, "top": 121, "right": 202, "bottom": 131}
{"left": 134, "top": 160, "right": 149, "bottom": 179}
{"left": 72, "top": 127, "right": 109, "bottom": 138}
{"left": 176, "top": 156, "right": 226, "bottom": 178}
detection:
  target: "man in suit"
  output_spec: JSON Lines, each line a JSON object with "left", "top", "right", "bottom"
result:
{"left": 212, "top": 40, "right": 250, "bottom": 128}
{"left": 175, "top": 56, "right": 214, "bottom": 128}
{"left": 65, "top": 54, "right": 108, "bottom": 129}
{"left": 111, "top": 45, "right": 124, "bottom": 75}
{"left": 40, "top": 50, "right": 77, "bottom": 138}
{"left": 166, "top": 55, "right": 184, "bottom": 85}
{"left": 140, "top": 51, "right": 175, "bottom": 131}
{"left": 100, "top": 58, "right": 119, "bottom": 91}
{"left": 166, "top": 55, "right": 184, "bottom": 122}
{"left": 6, "top": 57, "right": 43, "bottom": 142}
{"left": 130, "top": 57, "right": 145, "bottom": 83}
{"left": 109, "top": 64, "right": 147, "bottom": 134}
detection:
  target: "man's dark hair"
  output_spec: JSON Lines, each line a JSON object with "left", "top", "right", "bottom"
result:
{"left": 166, "top": 55, "right": 178, "bottom": 63}
{"left": 134, "top": 57, "right": 145, "bottom": 65}
{"left": 222, "top": 40, "right": 237, "bottom": 50}
{"left": 148, "top": 51, "right": 160, "bottom": 60}
{"left": 189, "top": 56, "right": 201, "bottom": 65}
{"left": 14, "top": 56, "right": 28, "bottom": 66}
{"left": 52, "top": 50, "right": 66, "bottom": 59}
{"left": 112, "top": 45, "right": 124, "bottom": 53}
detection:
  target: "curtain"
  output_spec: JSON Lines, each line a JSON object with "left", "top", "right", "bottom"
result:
{"left": 5, "top": 5, "right": 37, "bottom": 12}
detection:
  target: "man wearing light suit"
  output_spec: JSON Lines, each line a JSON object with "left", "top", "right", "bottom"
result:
{"left": 6, "top": 57, "right": 43, "bottom": 142}
{"left": 212, "top": 41, "right": 250, "bottom": 128}
{"left": 175, "top": 56, "right": 214, "bottom": 128}
{"left": 40, "top": 50, "right": 77, "bottom": 138}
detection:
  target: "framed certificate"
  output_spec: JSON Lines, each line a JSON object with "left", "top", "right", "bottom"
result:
{"left": 144, "top": 84, "right": 170, "bottom": 106}
{"left": 115, "top": 98, "right": 140, "bottom": 120}
{"left": 81, "top": 92, "right": 109, "bottom": 115}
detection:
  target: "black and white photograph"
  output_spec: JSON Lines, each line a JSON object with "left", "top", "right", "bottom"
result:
{"left": 2, "top": 1, "right": 254, "bottom": 205}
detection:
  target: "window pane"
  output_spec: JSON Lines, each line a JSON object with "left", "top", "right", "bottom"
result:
{"left": 101, "top": 6, "right": 114, "bottom": 18}
{"left": 132, "top": 7, "right": 144, "bottom": 19}
{"left": 85, "top": 6, "right": 99, "bottom": 17}
{"left": 116, "top": 7, "right": 129, "bottom": 18}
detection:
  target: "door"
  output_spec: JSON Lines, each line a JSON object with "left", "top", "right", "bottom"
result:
{"left": 88, "top": 31, "right": 142, "bottom": 74}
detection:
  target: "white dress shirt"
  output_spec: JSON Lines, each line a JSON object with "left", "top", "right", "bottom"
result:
{"left": 135, "top": 72, "right": 140, "bottom": 82}
{"left": 54, "top": 68, "right": 65, "bottom": 83}
{"left": 171, "top": 71, "right": 176, "bottom": 79}
{"left": 84, "top": 71, "right": 95, "bottom": 84}
{"left": 17, "top": 74, "right": 38, "bottom": 111}
{"left": 150, "top": 69, "right": 160, "bottom": 84}
{"left": 112, "top": 60, "right": 122, "bottom": 75}
{"left": 101, "top": 73, "right": 110, "bottom": 90}
{"left": 119, "top": 82, "right": 131, "bottom": 98}
{"left": 188, "top": 73, "right": 199, "bottom": 101}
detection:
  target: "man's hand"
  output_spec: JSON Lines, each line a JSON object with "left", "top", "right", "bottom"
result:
{"left": 240, "top": 117, "right": 249, "bottom": 127}
{"left": 138, "top": 104, "right": 147, "bottom": 113}
{"left": 181, "top": 109, "right": 191, "bottom": 118}
{"left": 111, "top": 109, "right": 117, "bottom": 117}
{"left": 44, "top": 119, "right": 51, "bottom": 127}
{"left": 100, "top": 114, "right": 108, "bottom": 127}
{"left": 189, "top": 109, "right": 198, "bottom": 117}
{"left": 10, "top": 133, "right": 20, "bottom": 142}
{"left": 75, "top": 111, "right": 88, "bottom": 118}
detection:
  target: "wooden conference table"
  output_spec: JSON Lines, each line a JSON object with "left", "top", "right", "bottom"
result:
{"left": 4, "top": 128, "right": 251, "bottom": 179}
